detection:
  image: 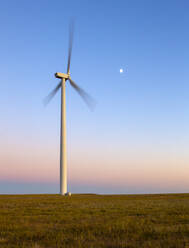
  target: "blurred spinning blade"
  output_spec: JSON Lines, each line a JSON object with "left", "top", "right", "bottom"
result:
{"left": 67, "top": 21, "right": 74, "bottom": 75}
{"left": 69, "top": 78, "right": 95, "bottom": 111}
{"left": 44, "top": 81, "right": 61, "bottom": 105}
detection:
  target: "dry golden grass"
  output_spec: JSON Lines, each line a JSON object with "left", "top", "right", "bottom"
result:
{"left": 0, "top": 194, "right": 189, "bottom": 247}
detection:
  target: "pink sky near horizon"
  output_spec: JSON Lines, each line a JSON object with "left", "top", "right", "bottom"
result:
{"left": 1, "top": 130, "right": 189, "bottom": 193}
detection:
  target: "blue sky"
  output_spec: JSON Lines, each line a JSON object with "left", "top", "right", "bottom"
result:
{"left": 0, "top": 0, "right": 189, "bottom": 194}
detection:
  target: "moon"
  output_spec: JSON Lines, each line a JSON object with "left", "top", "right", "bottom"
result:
{"left": 119, "top": 68, "right": 123, "bottom": 73}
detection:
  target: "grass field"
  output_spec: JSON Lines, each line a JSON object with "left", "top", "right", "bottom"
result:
{"left": 0, "top": 194, "right": 189, "bottom": 248}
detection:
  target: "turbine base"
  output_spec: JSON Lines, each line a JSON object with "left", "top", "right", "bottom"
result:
{"left": 61, "top": 192, "right": 71, "bottom": 196}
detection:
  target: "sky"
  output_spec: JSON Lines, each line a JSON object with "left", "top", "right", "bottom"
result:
{"left": 0, "top": 0, "right": 189, "bottom": 194}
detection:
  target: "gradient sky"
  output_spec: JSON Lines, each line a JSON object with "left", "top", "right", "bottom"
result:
{"left": 1, "top": 0, "right": 189, "bottom": 194}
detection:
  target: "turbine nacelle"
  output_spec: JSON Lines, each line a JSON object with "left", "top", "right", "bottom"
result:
{"left": 55, "top": 72, "right": 69, "bottom": 80}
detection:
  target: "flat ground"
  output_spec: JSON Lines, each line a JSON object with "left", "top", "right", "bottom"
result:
{"left": 0, "top": 194, "right": 189, "bottom": 248}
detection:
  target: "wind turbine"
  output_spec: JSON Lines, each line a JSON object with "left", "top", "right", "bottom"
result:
{"left": 44, "top": 23, "right": 94, "bottom": 196}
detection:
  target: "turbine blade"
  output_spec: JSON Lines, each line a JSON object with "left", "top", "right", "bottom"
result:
{"left": 69, "top": 78, "right": 96, "bottom": 111}
{"left": 67, "top": 21, "right": 74, "bottom": 75}
{"left": 43, "top": 81, "right": 61, "bottom": 105}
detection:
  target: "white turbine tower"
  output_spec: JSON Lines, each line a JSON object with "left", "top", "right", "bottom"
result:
{"left": 44, "top": 23, "right": 94, "bottom": 196}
